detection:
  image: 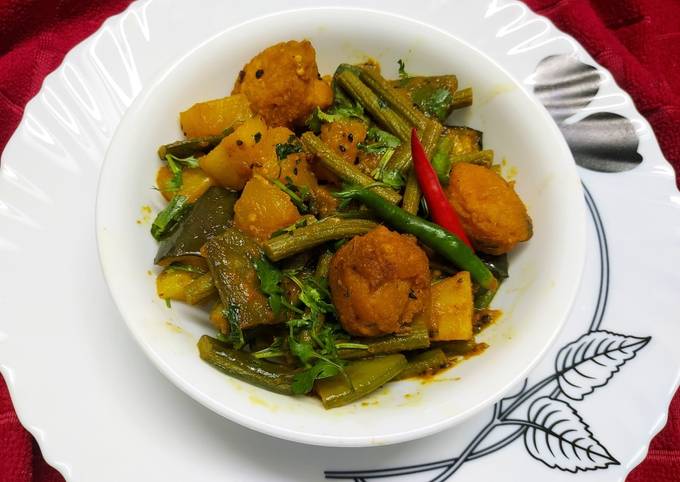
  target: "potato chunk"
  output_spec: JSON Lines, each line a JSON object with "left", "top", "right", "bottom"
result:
{"left": 180, "top": 94, "right": 252, "bottom": 137}
{"left": 429, "top": 272, "right": 474, "bottom": 341}
{"left": 199, "top": 116, "right": 271, "bottom": 190}
{"left": 234, "top": 174, "right": 301, "bottom": 241}
{"left": 232, "top": 40, "right": 332, "bottom": 128}
{"left": 447, "top": 163, "right": 532, "bottom": 255}
{"left": 156, "top": 269, "right": 201, "bottom": 303}
{"left": 156, "top": 166, "right": 216, "bottom": 203}
{"left": 329, "top": 226, "right": 430, "bottom": 337}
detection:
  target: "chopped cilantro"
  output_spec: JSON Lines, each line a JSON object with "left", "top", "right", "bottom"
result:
{"left": 224, "top": 304, "right": 245, "bottom": 349}
{"left": 397, "top": 59, "right": 409, "bottom": 79}
{"left": 150, "top": 195, "right": 190, "bottom": 240}
{"left": 164, "top": 154, "right": 200, "bottom": 191}
{"left": 275, "top": 135, "right": 303, "bottom": 160}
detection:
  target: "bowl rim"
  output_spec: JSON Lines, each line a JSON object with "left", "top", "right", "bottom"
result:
{"left": 95, "top": 5, "right": 586, "bottom": 447}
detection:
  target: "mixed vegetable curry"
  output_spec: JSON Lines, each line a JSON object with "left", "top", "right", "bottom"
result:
{"left": 150, "top": 40, "right": 532, "bottom": 408}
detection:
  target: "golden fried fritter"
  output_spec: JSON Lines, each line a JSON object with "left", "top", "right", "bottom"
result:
{"left": 232, "top": 40, "right": 332, "bottom": 128}
{"left": 329, "top": 226, "right": 430, "bottom": 337}
{"left": 446, "top": 163, "right": 532, "bottom": 255}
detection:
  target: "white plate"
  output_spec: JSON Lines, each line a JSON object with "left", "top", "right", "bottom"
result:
{"left": 1, "top": 0, "right": 679, "bottom": 480}
{"left": 96, "top": 7, "right": 585, "bottom": 447}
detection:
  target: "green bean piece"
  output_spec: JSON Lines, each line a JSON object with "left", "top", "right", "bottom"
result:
{"left": 480, "top": 252, "right": 509, "bottom": 280}
{"left": 474, "top": 285, "right": 499, "bottom": 309}
{"left": 315, "top": 354, "right": 407, "bottom": 408}
{"left": 402, "top": 121, "right": 443, "bottom": 213}
{"left": 450, "top": 149, "right": 494, "bottom": 169}
{"left": 450, "top": 87, "right": 473, "bottom": 110}
{"left": 198, "top": 335, "right": 296, "bottom": 395}
{"left": 386, "top": 142, "right": 412, "bottom": 175}
{"left": 264, "top": 217, "right": 377, "bottom": 262}
{"left": 394, "top": 349, "right": 449, "bottom": 380}
{"left": 157, "top": 128, "right": 233, "bottom": 159}
{"left": 314, "top": 250, "right": 334, "bottom": 280}
{"left": 335, "top": 70, "right": 411, "bottom": 141}
{"left": 431, "top": 135, "right": 455, "bottom": 184}
{"left": 358, "top": 67, "right": 429, "bottom": 129}
{"left": 338, "top": 316, "right": 430, "bottom": 360}
{"left": 336, "top": 186, "right": 497, "bottom": 290}
{"left": 300, "top": 133, "right": 401, "bottom": 204}
{"left": 434, "top": 339, "right": 479, "bottom": 357}
{"left": 185, "top": 272, "right": 216, "bottom": 305}
{"left": 402, "top": 171, "right": 421, "bottom": 214}
{"left": 330, "top": 209, "right": 376, "bottom": 221}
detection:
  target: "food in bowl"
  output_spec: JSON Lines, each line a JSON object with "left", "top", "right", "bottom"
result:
{"left": 149, "top": 39, "right": 532, "bottom": 409}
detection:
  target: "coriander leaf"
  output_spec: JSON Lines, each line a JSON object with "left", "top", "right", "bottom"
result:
{"left": 150, "top": 195, "right": 190, "bottom": 240}
{"left": 275, "top": 135, "right": 303, "bottom": 160}
{"left": 305, "top": 103, "right": 367, "bottom": 132}
{"left": 224, "top": 304, "right": 245, "bottom": 349}
{"left": 270, "top": 178, "right": 311, "bottom": 214}
{"left": 253, "top": 256, "right": 284, "bottom": 315}
{"left": 412, "top": 86, "right": 454, "bottom": 121}
{"left": 367, "top": 126, "right": 401, "bottom": 148}
{"left": 289, "top": 336, "right": 317, "bottom": 366}
{"left": 291, "top": 360, "right": 341, "bottom": 394}
{"left": 163, "top": 154, "right": 200, "bottom": 192}
{"left": 371, "top": 147, "right": 404, "bottom": 189}
{"left": 164, "top": 298, "right": 172, "bottom": 308}
{"left": 166, "top": 153, "right": 200, "bottom": 169}
{"left": 271, "top": 216, "right": 314, "bottom": 238}
{"left": 397, "top": 59, "right": 409, "bottom": 79}
{"left": 287, "top": 275, "right": 335, "bottom": 315}
{"left": 165, "top": 155, "right": 183, "bottom": 191}
{"left": 358, "top": 127, "right": 401, "bottom": 155}
{"left": 252, "top": 337, "right": 286, "bottom": 359}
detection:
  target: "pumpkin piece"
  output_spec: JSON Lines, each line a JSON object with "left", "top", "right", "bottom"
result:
{"left": 316, "top": 119, "right": 371, "bottom": 181}
{"left": 156, "top": 166, "right": 216, "bottom": 203}
{"left": 180, "top": 94, "right": 252, "bottom": 137}
{"left": 234, "top": 174, "right": 301, "bottom": 241}
{"left": 199, "top": 117, "right": 269, "bottom": 190}
{"left": 277, "top": 153, "right": 338, "bottom": 216}
{"left": 429, "top": 272, "right": 474, "bottom": 341}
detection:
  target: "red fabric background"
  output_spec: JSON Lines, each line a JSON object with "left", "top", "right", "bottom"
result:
{"left": 1, "top": 0, "right": 678, "bottom": 480}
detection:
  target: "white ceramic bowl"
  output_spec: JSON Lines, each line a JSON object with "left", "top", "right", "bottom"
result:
{"left": 96, "top": 7, "right": 585, "bottom": 447}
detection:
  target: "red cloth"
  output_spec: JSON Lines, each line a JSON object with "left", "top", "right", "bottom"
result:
{"left": 0, "top": 0, "right": 678, "bottom": 481}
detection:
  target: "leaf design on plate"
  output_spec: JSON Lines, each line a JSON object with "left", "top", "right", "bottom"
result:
{"left": 524, "top": 397, "right": 619, "bottom": 472}
{"left": 533, "top": 55, "right": 601, "bottom": 123}
{"left": 556, "top": 330, "right": 650, "bottom": 400}
{"left": 560, "top": 112, "right": 643, "bottom": 173}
